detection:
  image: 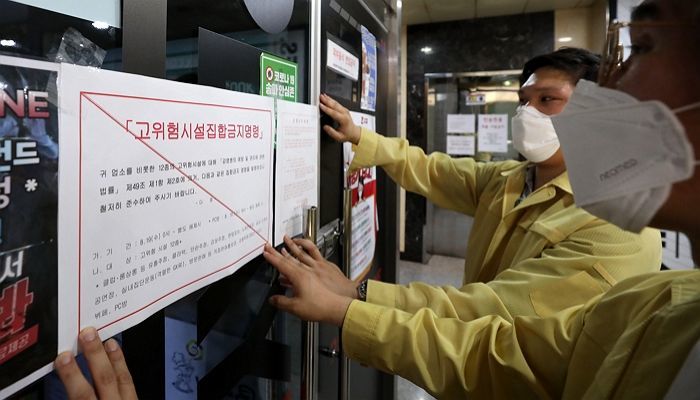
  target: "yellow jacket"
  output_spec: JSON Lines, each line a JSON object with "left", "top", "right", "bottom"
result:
{"left": 342, "top": 270, "right": 700, "bottom": 399}
{"left": 351, "top": 129, "right": 662, "bottom": 318}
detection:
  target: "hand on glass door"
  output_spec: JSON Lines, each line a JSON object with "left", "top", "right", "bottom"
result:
{"left": 319, "top": 93, "right": 362, "bottom": 145}
{"left": 264, "top": 243, "right": 353, "bottom": 327}
{"left": 279, "top": 235, "right": 360, "bottom": 300}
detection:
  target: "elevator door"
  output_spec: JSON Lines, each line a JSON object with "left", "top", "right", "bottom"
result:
{"left": 424, "top": 72, "right": 520, "bottom": 259}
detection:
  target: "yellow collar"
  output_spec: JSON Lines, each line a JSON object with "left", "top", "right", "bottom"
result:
{"left": 500, "top": 162, "right": 572, "bottom": 194}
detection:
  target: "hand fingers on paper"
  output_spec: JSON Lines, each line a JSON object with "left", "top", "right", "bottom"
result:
{"left": 79, "top": 327, "right": 121, "bottom": 400}
{"left": 292, "top": 238, "right": 324, "bottom": 261}
{"left": 280, "top": 247, "right": 313, "bottom": 272}
{"left": 103, "top": 339, "right": 137, "bottom": 400}
{"left": 283, "top": 236, "right": 316, "bottom": 267}
{"left": 55, "top": 352, "right": 97, "bottom": 400}
{"left": 282, "top": 235, "right": 305, "bottom": 258}
{"left": 264, "top": 244, "right": 300, "bottom": 280}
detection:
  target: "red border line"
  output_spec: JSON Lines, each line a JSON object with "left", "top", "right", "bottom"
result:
{"left": 78, "top": 93, "right": 83, "bottom": 334}
{"left": 81, "top": 91, "right": 270, "bottom": 113}
{"left": 78, "top": 92, "right": 273, "bottom": 330}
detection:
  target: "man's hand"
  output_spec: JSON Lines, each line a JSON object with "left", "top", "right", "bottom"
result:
{"left": 281, "top": 235, "right": 359, "bottom": 299}
{"left": 55, "top": 327, "right": 137, "bottom": 400}
{"left": 319, "top": 93, "right": 362, "bottom": 145}
{"left": 264, "top": 243, "right": 353, "bottom": 327}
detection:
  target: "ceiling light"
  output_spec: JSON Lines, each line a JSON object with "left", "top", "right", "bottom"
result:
{"left": 0, "top": 39, "right": 17, "bottom": 47}
{"left": 558, "top": 37, "right": 573, "bottom": 43}
{"left": 420, "top": 46, "right": 432, "bottom": 54}
{"left": 504, "top": 80, "right": 512, "bottom": 86}
{"left": 92, "top": 21, "right": 110, "bottom": 30}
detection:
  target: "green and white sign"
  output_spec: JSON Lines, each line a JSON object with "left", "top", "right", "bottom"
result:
{"left": 260, "top": 53, "right": 297, "bottom": 102}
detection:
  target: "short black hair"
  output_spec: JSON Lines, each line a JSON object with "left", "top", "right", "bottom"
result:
{"left": 519, "top": 47, "right": 601, "bottom": 86}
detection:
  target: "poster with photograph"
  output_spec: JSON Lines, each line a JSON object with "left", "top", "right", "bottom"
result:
{"left": 345, "top": 112, "right": 378, "bottom": 281}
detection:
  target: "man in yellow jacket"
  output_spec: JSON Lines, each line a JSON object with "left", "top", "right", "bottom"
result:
{"left": 261, "top": 0, "right": 700, "bottom": 398}
{"left": 301, "top": 47, "right": 661, "bottom": 321}
{"left": 53, "top": 1, "right": 699, "bottom": 399}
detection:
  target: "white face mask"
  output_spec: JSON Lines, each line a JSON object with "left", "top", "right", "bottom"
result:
{"left": 511, "top": 105, "right": 560, "bottom": 163}
{"left": 552, "top": 81, "right": 700, "bottom": 232}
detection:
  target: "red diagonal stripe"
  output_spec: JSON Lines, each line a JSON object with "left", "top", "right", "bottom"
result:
{"left": 80, "top": 91, "right": 271, "bottom": 113}
{"left": 81, "top": 92, "right": 268, "bottom": 243}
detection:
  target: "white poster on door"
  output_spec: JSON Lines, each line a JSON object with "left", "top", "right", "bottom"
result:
{"left": 446, "top": 114, "right": 475, "bottom": 134}
{"left": 326, "top": 39, "right": 359, "bottom": 81}
{"left": 446, "top": 135, "right": 475, "bottom": 156}
{"left": 345, "top": 112, "right": 377, "bottom": 281}
{"left": 477, "top": 114, "right": 509, "bottom": 153}
{"left": 274, "top": 100, "right": 319, "bottom": 245}
{"left": 58, "top": 63, "right": 274, "bottom": 350}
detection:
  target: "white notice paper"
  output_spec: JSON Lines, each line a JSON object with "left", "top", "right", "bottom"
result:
{"left": 274, "top": 100, "right": 319, "bottom": 245}
{"left": 477, "top": 114, "right": 509, "bottom": 153}
{"left": 326, "top": 39, "right": 359, "bottom": 81}
{"left": 446, "top": 135, "right": 475, "bottom": 156}
{"left": 58, "top": 64, "right": 274, "bottom": 348}
{"left": 350, "top": 197, "right": 375, "bottom": 281}
{"left": 446, "top": 114, "right": 475, "bottom": 133}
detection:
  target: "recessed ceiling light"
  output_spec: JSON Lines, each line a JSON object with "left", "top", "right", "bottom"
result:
{"left": 558, "top": 37, "right": 573, "bottom": 43}
{"left": 421, "top": 46, "right": 433, "bottom": 54}
{"left": 0, "top": 39, "right": 17, "bottom": 47}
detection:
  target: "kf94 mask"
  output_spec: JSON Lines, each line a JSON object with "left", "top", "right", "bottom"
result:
{"left": 552, "top": 80, "right": 700, "bottom": 232}
{"left": 511, "top": 105, "right": 560, "bottom": 163}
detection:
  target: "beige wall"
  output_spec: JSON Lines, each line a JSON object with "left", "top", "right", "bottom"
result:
{"left": 554, "top": 0, "right": 608, "bottom": 53}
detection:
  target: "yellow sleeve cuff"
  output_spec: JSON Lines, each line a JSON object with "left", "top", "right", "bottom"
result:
{"left": 366, "top": 280, "right": 401, "bottom": 309}
{"left": 350, "top": 128, "right": 380, "bottom": 169}
{"left": 341, "top": 300, "right": 386, "bottom": 364}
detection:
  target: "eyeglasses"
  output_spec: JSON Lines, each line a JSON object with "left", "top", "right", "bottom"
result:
{"left": 599, "top": 20, "right": 691, "bottom": 85}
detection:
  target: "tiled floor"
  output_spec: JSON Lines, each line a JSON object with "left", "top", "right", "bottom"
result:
{"left": 394, "top": 255, "right": 465, "bottom": 400}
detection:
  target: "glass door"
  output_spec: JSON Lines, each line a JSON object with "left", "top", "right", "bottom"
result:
{"left": 424, "top": 71, "right": 520, "bottom": 258}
